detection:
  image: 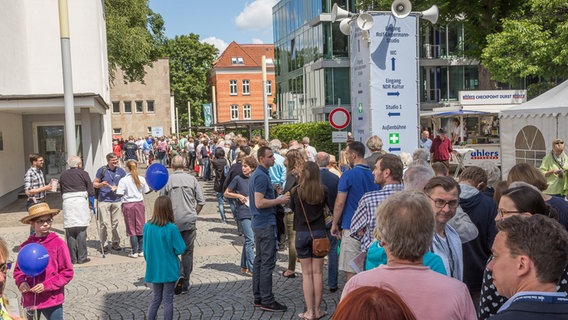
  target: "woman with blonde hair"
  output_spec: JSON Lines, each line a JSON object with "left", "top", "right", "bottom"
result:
{"left": 281, "top": 149, "right": 306, "bottom": 278}
{"left": 116, "top": 160, "right": 150, "bottom": 258}
{"left": 289, "top": 161, "right": 329, "bottom": 319}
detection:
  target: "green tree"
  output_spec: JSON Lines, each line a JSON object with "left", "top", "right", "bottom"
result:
{"left": 161, "top": 34, "right": 218, "bottom": 127}
{"left": 105, "top": 0, "right": 165, "bottom": 83}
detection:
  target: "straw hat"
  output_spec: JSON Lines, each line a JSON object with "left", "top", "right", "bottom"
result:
{"left": 21, "top": 203, "right": 60, "bottom": 224}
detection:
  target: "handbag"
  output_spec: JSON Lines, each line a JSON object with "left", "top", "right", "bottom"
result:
{"left": 298, "top": 189, "right": 330, "bottom": 257}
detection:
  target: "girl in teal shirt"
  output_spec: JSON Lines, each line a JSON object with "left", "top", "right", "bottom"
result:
{"left": 143, "top": 196, "right": 186, "bottom": 320}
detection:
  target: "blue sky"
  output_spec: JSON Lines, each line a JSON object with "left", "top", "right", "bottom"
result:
{"left": 148, "top": 0, "right": 277, "bottom": 53}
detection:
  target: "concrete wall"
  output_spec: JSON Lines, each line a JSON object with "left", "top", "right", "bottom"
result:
{"left": 0, "top": 0, "right": 109, "bottom": 103}
{"left": 0, "top": 112, "right": 25, "bottom": 207}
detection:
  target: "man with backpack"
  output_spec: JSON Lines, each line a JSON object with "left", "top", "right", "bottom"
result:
{"left": 93, "top": 153, "right": 126, "bottom": 252}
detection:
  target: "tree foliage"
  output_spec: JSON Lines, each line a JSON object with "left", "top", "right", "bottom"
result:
{"left": 105, "top": 0, "right": 165, "bottom": 83}
{"left": 160, "top": 34, "right": 218, "bottom": 127}
{"left": 270, "top": 122, "right": 335, "bottom": 155}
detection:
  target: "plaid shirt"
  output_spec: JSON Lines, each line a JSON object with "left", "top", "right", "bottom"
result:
{"left": 24, "top": 166, "right": 46, "bottom": 202}
{"left": 349, "top": 183, "right": 404, "bottom": 251}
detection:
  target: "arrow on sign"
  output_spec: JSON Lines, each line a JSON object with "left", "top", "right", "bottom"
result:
{"left": 387, "top": 92, "right": 400, "bottom": 96}
{"left": 388, "top": 112, "right": 400, "bottom": 117}
{"left": 391, "top": 57, "right": 396, "bottom": 71}
{"left": 388, "top": 147, "right": 401, "bottom": 152}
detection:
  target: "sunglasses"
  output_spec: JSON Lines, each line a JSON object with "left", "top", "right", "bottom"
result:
{"left": 34, "top": 218, "right": 53, "bottom": 224}
{"left": 554, "top": 141, "right": 565, "bottom": 145}
{"left": 0, "top": 261, "right": 13, "bottom": 273}
{"left": 427, "top": 195, "right": 459, "bottom": 209}
{"left": 498, "top": 209, "right": 522, "bottom": 219}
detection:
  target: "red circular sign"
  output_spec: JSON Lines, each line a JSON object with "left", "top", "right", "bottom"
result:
{"left": 329, "top": 107, "right": 351, "bottom": 130}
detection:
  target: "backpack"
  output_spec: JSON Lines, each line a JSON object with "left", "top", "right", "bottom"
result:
{"left": 94, "top": 165, "right": 107, "bottom": 199}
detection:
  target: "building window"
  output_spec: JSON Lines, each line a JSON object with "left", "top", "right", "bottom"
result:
{"left": 266, "top": 80, "right": 272, "bottom": 95}
{"left": 230, "top": 105, "right": 239, "bottom": 120}
{"left": 230, "top": 80, "right": 238, "bottom": 95}
{"left": 146, "top": 100, "right": 154, "bottom": 113}
{"left": 243, "top": 104, "right": 251, "bottom": 120}
{"left": 124, "top": 101, "right": 132, "bottom": 113}
{"left": 242, "top": 80, "right": 250, "bottom": 95}
{"left": 113, "top": 128, "right": 122, "bottom": 135}
{"left": 112, "top": 101, "right": 120, "bottom": 113}
{"left": 231, "top": 57, "right": 244, "bottom": 65}
{"left": 267, "top": 104, "right": 273, "bottom": 119}
{"left": 135, "top": 101, "right": 143, "bottom": 113}
{"left": 147, "top": 127, "right": 152, "bottom": 135}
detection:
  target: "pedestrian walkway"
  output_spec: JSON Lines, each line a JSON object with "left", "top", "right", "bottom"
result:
{"left": 0, "top": 173, "right": 343, "bottom": 319}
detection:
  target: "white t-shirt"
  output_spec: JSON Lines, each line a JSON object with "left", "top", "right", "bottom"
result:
{"left": 116, "top": 174, "right": 150, "bottom": 202}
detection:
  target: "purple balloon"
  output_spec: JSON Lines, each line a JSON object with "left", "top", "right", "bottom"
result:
{"left": 17, "top": 243, "right": 49, "bottom": 277}
{"left": 145, "top": 163, "right": 169, "bottom": 191}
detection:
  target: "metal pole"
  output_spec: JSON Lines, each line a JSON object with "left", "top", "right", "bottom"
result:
{"left": 175, "top": 106, "right": 179, "bottom": 139}
{"left": 58, "top": 0, "right": 77, "bottom": 157}
{"left": 212, "top": 86, "right": 217, "bottom": 131}
{"left": 262, "top": 56, "right": 269, "bottom": 140}
{"left": 188, "top": 101, "right": 192, "bottom": 136}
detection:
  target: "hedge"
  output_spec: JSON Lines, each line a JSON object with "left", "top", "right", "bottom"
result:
{"left": 270, "top": 122, "right": 337, "bottom": 155}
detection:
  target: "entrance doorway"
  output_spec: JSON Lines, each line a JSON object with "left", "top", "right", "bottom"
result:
{"left": 33, "top": 123, "right": 82, "bottom": 180}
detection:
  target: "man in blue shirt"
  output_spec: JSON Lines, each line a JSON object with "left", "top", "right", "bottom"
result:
{"left": 93, "top": 153, "right": 126, "bottom": 252}
{"left": 487, "top": 215, "right": 568, "bottom": 319}
{"left": 249, "top": 146, "right": 290, "bottom": 312}
{"left": 330, "top": 141, "right": 379, "bottom": 281}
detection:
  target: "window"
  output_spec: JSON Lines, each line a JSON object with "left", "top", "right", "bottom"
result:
{"left": 230, "top": 105, "right": 239, "bottom": 120}
{"left": 242, "top": 80, "right": 250, "bottom": 95}
{"left": 113, "top": 128, "right": 122, "bottom": 135}
{"left": 231, "top": 57, "right": 244, "bottom": 64}
{"left": 146, "top": 100, "right": 154, "bottom": 113}
{"left": 112, "top": 101, "right": 120, "bottom": 113}
{"left": 243, "top": 104, "right": 252, "bottom": 120}
{"left": 266, "top": 80, "right": 272, "bottom": 95}
{"left": 124, "top": 101, "right": 132, "bottom": 113}
{"left": 135, "top": 101, "right": 143, "bottom": 113}
{"left": 230, "top": 80, "right": 238, "bottom": 95}
{"left": 147, "top": 127, "right": 152, "bottom": 135}
{"left": 267, "top": 104, "right": 273, "bottom": 119}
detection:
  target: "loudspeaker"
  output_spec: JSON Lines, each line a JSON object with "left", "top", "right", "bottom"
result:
{"left": 391, "top": 0, "right": 412, "bottom": 19}
{"left": 421, "top": 5, "right": 439, "bottom": 24}
{"left": 356, "top": 13, "right": 374, "bottom": 31}
{"left": 339, "top": 18, "right": 351, "bottom": 35}
{"left": 331, "top": 3, "right": 351, "bottom": 22}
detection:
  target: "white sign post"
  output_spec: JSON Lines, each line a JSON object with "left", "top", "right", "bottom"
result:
{"left": 329, "top": 107, "right": 351, "bottom": 160}
{"left": 351, "top": 13, "right": 419, "bottom": 154}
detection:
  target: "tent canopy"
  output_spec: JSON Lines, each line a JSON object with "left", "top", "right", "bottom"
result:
{"left": 421, "top": 109, "right": 489, "bottom": 117}
{"left": 501, "top": 80, "right": 568, "bottom": 117}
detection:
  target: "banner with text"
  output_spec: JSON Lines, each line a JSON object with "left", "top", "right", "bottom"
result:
{"left": 202, "top": 103, "right": 212, "bottom": 127}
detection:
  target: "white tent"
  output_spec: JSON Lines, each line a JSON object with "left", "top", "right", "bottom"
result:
{"left": 500, "top": 80, "right": 568, "bottom": 177}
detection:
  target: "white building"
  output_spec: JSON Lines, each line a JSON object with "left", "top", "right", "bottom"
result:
{"left": 0, "top": 0, "right": 112, "bottom": 208}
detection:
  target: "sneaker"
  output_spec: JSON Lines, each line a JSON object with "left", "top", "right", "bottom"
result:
{"left": 253, "top": 299, "right": 262, "bottom": 308}
{"left": 138, "top": 252, "right": 144, "bottom": 257}
{"left": 128, "top": 253, "right": 138, "bottom": 258}
{"left": 260, "top": 301, "right": 287, "bottom": 312}
{"left": 174, "top": 277, "right": 184, "bottom": 295}
{"left": 111, "top": 243, "right": 122, "bottom": 251}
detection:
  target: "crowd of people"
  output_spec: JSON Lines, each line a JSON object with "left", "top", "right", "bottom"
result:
{"left": 4, "top": 131, "right": 568, "bottom": 320}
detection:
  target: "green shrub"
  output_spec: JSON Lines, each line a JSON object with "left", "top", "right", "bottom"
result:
{"left": 270, "top": 122, "right": 336, "bottom": 154}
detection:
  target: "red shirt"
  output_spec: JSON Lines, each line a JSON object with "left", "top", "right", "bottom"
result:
{"left": 430, "top": 136, "right": 453, "bottom": 161}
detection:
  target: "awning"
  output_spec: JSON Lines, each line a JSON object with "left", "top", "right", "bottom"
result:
{"left": 420, "top": 109, "right": 489, "bottom": 117}
{"left": 461, "top": 104, "right": 518, "bottom": 113}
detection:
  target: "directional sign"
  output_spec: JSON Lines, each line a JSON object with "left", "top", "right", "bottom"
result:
{"left": 329, "top": 107, "right": 351, "bottom": 130}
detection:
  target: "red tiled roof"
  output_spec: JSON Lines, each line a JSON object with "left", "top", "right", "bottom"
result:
{"left": 213, "top": 42, "right": 274, "bottom": 68}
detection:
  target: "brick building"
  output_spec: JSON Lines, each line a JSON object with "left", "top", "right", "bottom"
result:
{"left": 110, "top": 58, "right": 172, "bottom": 139}
{"left": 208, "top": 42, "right": 276, "bottom": 126}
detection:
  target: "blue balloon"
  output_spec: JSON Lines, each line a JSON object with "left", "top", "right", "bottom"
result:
{"left": 145, "top": 163, "right": 169, "bottom": 191}
{"left": 17, "top": 243, "right": 49, "bottom": 277}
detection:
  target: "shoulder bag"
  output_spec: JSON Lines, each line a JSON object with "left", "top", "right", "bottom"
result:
{"left": 298, "top": 189, "right": 330, "bottom": 257}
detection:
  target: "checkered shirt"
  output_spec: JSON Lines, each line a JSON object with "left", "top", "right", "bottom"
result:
{"left": 24, "top": 167, "right": 46, "bottom": 202}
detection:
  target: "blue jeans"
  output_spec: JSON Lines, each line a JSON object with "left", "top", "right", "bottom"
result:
{"left": 203, "top": 158, "right": 211, "bottom": 180}
{"left": 130, "top": 235, "right": 143, "bottom": 254}
{"left": 27, "top": 304, "right": 63, "bottom": 320}
{"left": 179, "top": 227, "right": 197, "bottom": 290}
{"left": 252, "top": 225, "right": 277, "bottom": 304}
{"left": 327, "top": 229, "right": 339, "bottom": 289}
{"left": 240, "top": 219, "right": 255, "bottom": 272}
{"left": 147, "top": 282, "right": 175, "bottom": 320}
{"left": 216, "top": 192, "right": 226, "bottom": 221}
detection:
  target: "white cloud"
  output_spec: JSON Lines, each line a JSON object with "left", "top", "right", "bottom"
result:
{"left": 251, "top": 38, "right": 264, "bottom": 44}
{"left": 202, "top": 37, "right": 229, "bottom": 53}
{"left": 235, "top": 0, "right": 278, "bottom": 32}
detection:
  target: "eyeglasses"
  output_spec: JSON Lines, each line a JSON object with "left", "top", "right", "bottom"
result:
{"left": 498, "top": 209, "right": 522, "bottom": 219}
{"left": 0, "top": 261, "right": 13, "bottom": 273}
{"left": 34, "top": 218, "right": 53, "bottom": 224}
{"left": 554, "top": 141, "right": 565, "bottom": 145}
{"left": 427, "top": 195, "right": 459, "bottom": 209}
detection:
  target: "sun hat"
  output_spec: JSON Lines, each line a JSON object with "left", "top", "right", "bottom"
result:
{"left": 437, "top": 128, "right": 446, "bottom": 134}
{"left": 21, "top": 203, "right": 60, "bottom": 224}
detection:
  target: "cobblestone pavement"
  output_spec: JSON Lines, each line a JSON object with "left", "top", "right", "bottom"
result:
{"left": 0, "top": 170, "right": 343, "bottom": 319}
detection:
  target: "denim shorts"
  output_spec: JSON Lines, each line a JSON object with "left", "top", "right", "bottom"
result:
{"left": 295, "top": 230, "right": 327, "bottom": 259}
